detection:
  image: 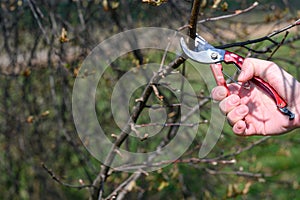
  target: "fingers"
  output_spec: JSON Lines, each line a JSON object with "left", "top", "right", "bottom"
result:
{"left": 222, "top": 102, "right": 249, "bottom": 136}
{"left": 238, "top": 57, "right": 300, "bottom": 102}
{"left": 227, "top": 105, "right": 249, "bottom": 136}
{"left": 227, "top": 104, "right": 249, "bottom": 125}
{"left": 219, "top": 94, "right": 240, "bottom": 114}
{"left": 233, "top": 122, "right": 257, "bottom": 136}
{"left": 211, "top": 86, "right": 228, "bottom": 101}
{"left": 238, "top": 58, "right": 255, "bottom": 82}
{"left": 211, "top": 84, "right": 241, "bottom": 102}
{"left": 211, "top": 87, "right": 249, "bottom": 135}
{"left": 232, "top": 120, "right": 246, "bottom": 135}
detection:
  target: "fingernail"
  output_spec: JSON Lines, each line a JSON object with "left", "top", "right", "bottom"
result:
{"left": 238, "top": 71, "right": 245, "bottom": 81}
{"left": 233, "top": 121, "right": 246, "bottom": 135}
{"left": 229, "top": 95, "right": 239, "bottom": 105}
{"left": 217, "top": 88, "right": 227, "bottom": 97}
{"left": 236, "top": 124, "right": 243, "bottom": 130}
{"left": 236, "top": 106, "right": 248, "bottom": 115}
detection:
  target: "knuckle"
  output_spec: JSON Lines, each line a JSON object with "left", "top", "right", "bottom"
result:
{"left": 219, "top": 94, "right": 240, "bottom": 114}
{"left": 227, "top": 105, "right": 247, "bottom": 125}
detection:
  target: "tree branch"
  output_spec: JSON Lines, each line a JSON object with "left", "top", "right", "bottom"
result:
{"left": 217, "top": 19, "right": 300, "bottom": 50}
{"left": 197, "top": 2, "right": 259, "bottom": 24}
{"left": 90, "top": 1, "right": 202, "bottom": 199}
{"left": 42, "top": 163, "right": 95, "bottom": 190}
{"left": 188, "top": 0, "right": 202, "bottom": 39}
{"left": 205, "top": 168, "right": 270, "bottom": 179}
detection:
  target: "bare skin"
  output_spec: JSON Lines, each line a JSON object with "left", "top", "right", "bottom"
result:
{"left": 211, "top": 58, "right": 300, "bottom": 136}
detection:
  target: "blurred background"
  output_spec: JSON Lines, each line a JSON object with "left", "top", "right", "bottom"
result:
{"left": 1, "top": 0, "right": 300, "bottom": 199}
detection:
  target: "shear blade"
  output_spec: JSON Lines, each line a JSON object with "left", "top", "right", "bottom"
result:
{"left": 180, "top": 37, "right": 225, "bottom": 64}
{"left": 195, "top": 34, "right": 215, "bottom": 51}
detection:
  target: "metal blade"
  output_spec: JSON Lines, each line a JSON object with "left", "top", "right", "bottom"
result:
{"left": 195, "top": 34, "right": 215, "bottom": 51}
{"left": 180, "top": 37, "right": 225, "bottom": 64}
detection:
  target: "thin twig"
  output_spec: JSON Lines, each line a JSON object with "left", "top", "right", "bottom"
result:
{"left": 159, "top": 31, "right": 177, "bottom": 70}
{"left": 217, "top": 19, "right": 300, "bottom": 50}
{"left": 144, "top": 103, "right": 182, "bottom": 109}
{"left": 27, "top": 0, "right": 50, "bottom": 44}
{"left": 214, "top": 136, "right": 271, "bottom": 160}
{"left": 113, "top": 136, "right": 270, "bottom": 172}
{"left": 267, "top": 31, "right": 289, "bottom": 60}
{"left": 113, "top": 157, "right": 236, "bottom": 172}
{"left": 205, "top": 168, "right": 270, "bottom": 179}
{"left": 134, "top": 120, "right": 208, "bottom": 128}
{"left": 105, "top": 172, "right": 142, "bottom": 200}
{"left": 177, "top": 2, "right": 259, "bottom": 31}
{"left": 42, "top": 163, "right": 95, "bottom": 189}
{"left": 197, "top": 2, "right": 259, "bottom": 24}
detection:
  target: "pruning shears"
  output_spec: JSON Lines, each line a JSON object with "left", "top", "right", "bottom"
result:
{"left": 180, "top": 35, "right": 295, "bottom": 120}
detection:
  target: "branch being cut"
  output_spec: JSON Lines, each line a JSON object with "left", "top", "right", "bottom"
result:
{"left": 188, "top": 0, "right": 202, "bottom": 39}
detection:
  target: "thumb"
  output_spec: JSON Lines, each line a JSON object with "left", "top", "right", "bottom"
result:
{"left": 237, "top": 58, "right": 256, "bottom": 82}
{"left": 237, "top": 58, "right": 277, "bottom": 83}
{"left": 236, "top": 57, "right": 299, "bottom": 106}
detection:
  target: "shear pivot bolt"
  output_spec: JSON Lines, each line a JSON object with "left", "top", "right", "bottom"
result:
{"left": 211, "top": 53, "right": 218, "bottom": 60}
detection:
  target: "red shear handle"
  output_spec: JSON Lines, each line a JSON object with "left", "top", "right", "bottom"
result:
{"left": 224, "top": 51, "right": 287, "bottom": 109}
{"left": 210, "top": 63, "right": 227, "bottom": 87}
{"left": 210, "top": 63, "right": 230, "bottom": 95}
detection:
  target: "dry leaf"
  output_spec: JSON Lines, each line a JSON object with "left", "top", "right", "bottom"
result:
{"left": 41, "top": 110, "right": 50, "bottom": 117}
{"left": 168, "top": 111, "right": 176, "bottom": 118}
{"left": 212, "top": 0, "right": 221, "bottom": 9}
{"left": 26, "top": 116, "right": 34, "bottom": 123}
{"left": 200, "top": 0, "right": 207, "bottom": 8}
{"left": 221, "top": 2, "right": 228, "bottom": 11}
{"left": 60, "top": 27, "right": 69, "bottom": 43}
{"left": 142, "top": 0, "right": 167, "bottom": 6}
{"left": 140, "top": 133, "right": 149, "bottom": 141}
{"left": 111, "top": 1, "right": 119, "bottom": 9}
{"left": 78, "top": 179, "right": 84, "bottom": 185}
{"left": 73, "top": 67, "right": 80, "bottom": 77}
{"left": 127, "top": 180, "right": 136, "bottom": 191}
{"left": 158, "top": 181, "right": 169, "bottom": 191}
{"left": 102, "top": 0, "right": 109, "bottom": 11}
{"left": 151, "top": 84, "right": 164, "bottom": 100}
{"left": 242, "top": 182, "right": 252, "bottom": 194}
{"left": 23, "top": 68, "right": 31, "bottom": 77}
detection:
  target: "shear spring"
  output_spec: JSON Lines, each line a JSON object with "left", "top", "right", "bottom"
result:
{"left": 222, "top": 70, "right": 250, "bottom": 90}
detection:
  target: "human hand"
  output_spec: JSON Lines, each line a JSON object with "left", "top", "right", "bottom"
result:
{"left": 211, "top": 58, "right": 300, "bottom": 136}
